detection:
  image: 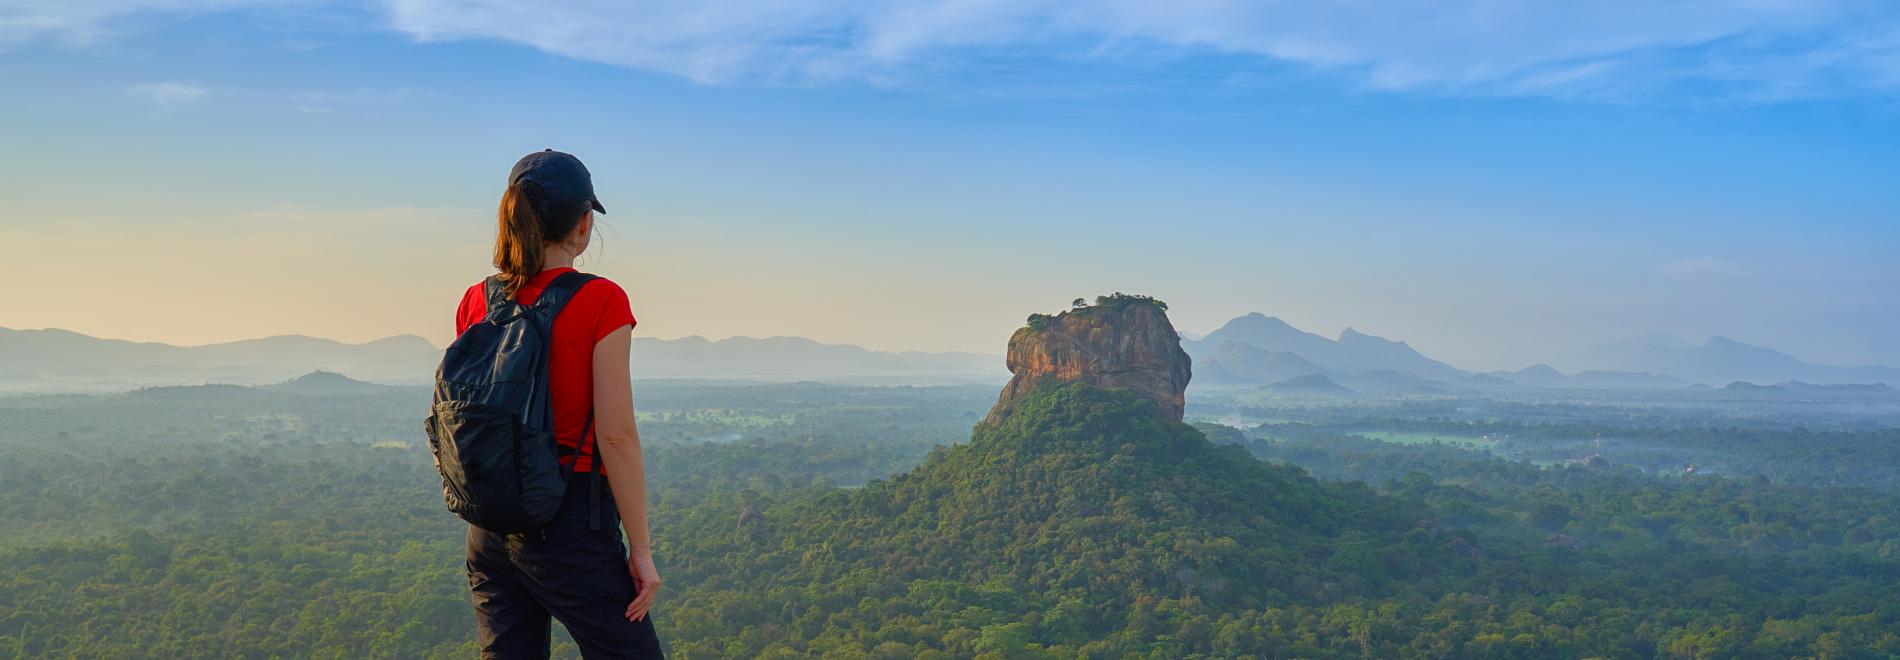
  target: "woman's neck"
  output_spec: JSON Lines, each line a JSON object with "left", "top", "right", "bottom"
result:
{"left": 541, "top": 246, "right": 577, "bottom": 271}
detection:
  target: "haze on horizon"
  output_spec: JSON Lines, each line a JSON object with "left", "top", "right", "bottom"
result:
{"left": 2, "top": 2, "right": 1897, "bottom": 372}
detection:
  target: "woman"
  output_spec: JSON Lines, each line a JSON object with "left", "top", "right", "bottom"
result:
{"left": 454, "top": 149, "right": 663, "bottom": 658}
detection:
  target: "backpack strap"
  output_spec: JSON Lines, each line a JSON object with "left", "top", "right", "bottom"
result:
{"left": 481, "top": 276, "right": 513, "bottom": 320}
{"left": 557, "top": 409, "right": 608, "bottom": 532}
{"left": 532, "top": 271, "right": 598, "bottom": 313}
{"left": 517, "top": 270, "right": 599, "bottom": 432}
{"left": 524, "top": 269, "right": 610, "bottom": 530}
{"left": 481, "top": 271, "right": 597, "bottom": 319}
{"left": 558, "top": 412, "right": 592, "bottom": 478}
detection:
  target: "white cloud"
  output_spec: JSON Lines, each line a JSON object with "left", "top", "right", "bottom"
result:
{"left": 8, "top": 1, "right": 1900, "bottom": 100}
{"left": 128, "top": 79, "right": 207, "bottom": 105}
{"left": 370, "top": 0, "right": 1900, "bottom": 99}
{"left": 0, "top": 0, "right": 283, "bottom": 46}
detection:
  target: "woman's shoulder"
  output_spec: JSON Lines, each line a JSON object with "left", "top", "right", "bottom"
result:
{"left": 454, "top": 280, "right": 491, "bottom": 336}
{"left": 456, "top": 280, "right": 487, "bottom": 315}
{"left": 576, "top": 273, "right": 628, "bottom": 301}
{"left": 574, "top": 274, "right": 634, "bottom": 327}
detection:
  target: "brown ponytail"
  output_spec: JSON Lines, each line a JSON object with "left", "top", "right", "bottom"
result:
{"left": 493, "top": 181, "right": 591, "bottom": 295}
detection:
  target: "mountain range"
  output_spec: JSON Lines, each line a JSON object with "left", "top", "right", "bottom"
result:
{"left": 0, "top": 328, "right": 441, "bottom": 392}
{"left": 1184, "top": 313, "right": 1898, "bottom": 391}
{"left": 0, "top": 326, "right": 1003, "bottom": 393}
{"left": 5, "top": 313, "right": 1894, "bottom": 394}
{"left": 1184, "top": 314, "right": 1492, "bottom": 394}
{"left": 1568, "top": 334, "right": 1900, "bottom": 386}
{"left": 1186, "top": 313, "right": 1465, "bottom": 382}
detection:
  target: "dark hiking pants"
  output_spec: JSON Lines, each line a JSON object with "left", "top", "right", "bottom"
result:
{"left": 466, "top": 473, "right": 663, "bottom": 659}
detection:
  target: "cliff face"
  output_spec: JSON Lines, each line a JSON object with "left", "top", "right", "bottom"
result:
{"left": 985, "top": 298, "right": 1193, "bottom": 424}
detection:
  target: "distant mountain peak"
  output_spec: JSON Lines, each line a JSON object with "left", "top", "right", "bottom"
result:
{"left": 1225, "top": 313, "right": 1298, "bottom": 331}
{"left": 285, "top": 370, "right": 361, "bottom": 385}
{"left": 1189, "top": 313, "right": 1464, "bottom": 384}
{"left": 362, "top": 334, "right": 437, "bottom": 350}
{"left": 266, "top": 370, "right": 385, "bottom": 393}
{"left": 1516, "top": 363, "right": 1565, "bottom": 377}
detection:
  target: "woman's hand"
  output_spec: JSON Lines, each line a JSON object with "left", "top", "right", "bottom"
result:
{"left": 624, "top": 549, "right": 661, "bottom": 622}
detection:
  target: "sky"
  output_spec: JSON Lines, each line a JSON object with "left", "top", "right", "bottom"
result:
{"left": 1, "top": 1, "right": 1897, "bottom": 372}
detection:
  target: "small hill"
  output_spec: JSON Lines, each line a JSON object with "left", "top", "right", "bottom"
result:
{"left": 1499, "top": 363, "right": 1568, "bottom": 388}
{"left": 263, "top": 370, "right": 389, "bottom": 395}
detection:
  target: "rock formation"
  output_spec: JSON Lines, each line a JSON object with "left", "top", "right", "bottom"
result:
{"left": 984, "top": 294, "right": 1193, "bottom": 424}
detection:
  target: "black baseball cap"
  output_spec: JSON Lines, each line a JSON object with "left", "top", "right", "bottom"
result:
{"left": 509, "top": 149, "right": 605, "bottom": 214}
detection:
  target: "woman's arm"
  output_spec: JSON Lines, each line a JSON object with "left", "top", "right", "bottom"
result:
{"left": 591, "top": 324, "right": 660, "bottom": 621}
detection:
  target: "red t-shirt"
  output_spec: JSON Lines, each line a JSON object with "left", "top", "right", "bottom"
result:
{"left": 455, "top": 267, "right": 635, "bottom": 472}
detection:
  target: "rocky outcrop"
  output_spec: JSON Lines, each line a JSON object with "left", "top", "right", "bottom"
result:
{"left": 984, "top": 295, "right": 1193, "bottom": 424}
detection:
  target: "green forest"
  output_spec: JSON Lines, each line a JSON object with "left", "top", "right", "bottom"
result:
{"left": 2, "top": 381, "right": 1898, "bottom": 658}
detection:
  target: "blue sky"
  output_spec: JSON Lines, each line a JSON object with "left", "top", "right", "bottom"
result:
{"left": 1, "top": 1, "right": 1897, "bottom": 371}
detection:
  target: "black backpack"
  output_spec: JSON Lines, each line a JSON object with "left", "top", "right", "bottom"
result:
{"left": 426, "top": 271, "right": 596, "bottom": 534}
